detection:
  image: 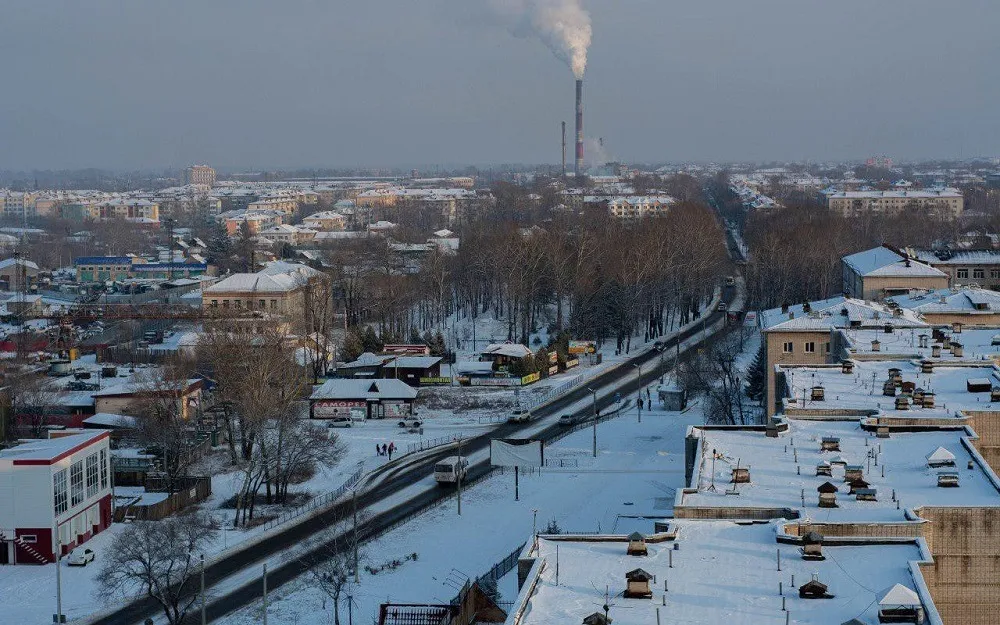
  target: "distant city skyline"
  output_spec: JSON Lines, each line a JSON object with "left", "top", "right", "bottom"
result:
{"left": 1, "top": 0, "right": 998, "bottom": 170}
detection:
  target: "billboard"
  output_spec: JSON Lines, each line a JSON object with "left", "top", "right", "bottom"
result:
{"left": 490, "top": 439, "right": 544, "bottom": 468}
{"left": 568, "top": 340, "right": 596, "bottom": 354}
{"left": 314, "top": 400, "right": 366, "bottom": 419}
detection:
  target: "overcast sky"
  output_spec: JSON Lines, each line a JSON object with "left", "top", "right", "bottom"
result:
{"left": 1, "top": 0, "right": 998, "bottom": 170}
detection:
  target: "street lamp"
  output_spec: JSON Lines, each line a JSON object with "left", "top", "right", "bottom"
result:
{"left": 632, "top": 363, "right": 643, "bottom": 423}
{"left": 587, "top": 388, "right": 598, "bottom": 458}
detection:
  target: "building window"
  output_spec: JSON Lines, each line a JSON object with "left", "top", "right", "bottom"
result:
{"left": 804, "top": 342, "right": 816, "bottom": 353}
{"left": 86, "top": 453, "right": 99, "bottom": 498}
{"left": 20, "top": 535, "right": 37, "bottom": 543}
{"left": 54, "top": 469, "right": 68, "bottom": 515}
{"left": 70, "top": 460, "right": 84, "bottom": 507}
{"left": 991, "top": 269, "right": 1000, "bottom": 280}
{"left": 974, "top": 269, "right": 985, "bottom": 279}
{"left": 957, "top": 269, "right": 969, "bottom": 279}
{"left": 259, "top": 299, "right": 266, "bottom": 309}
{"left": 782, "top": 342, "right": 793, "bottom": 354}
{"left": 210, "top": 300, "right": 218, "bottom": 307}
{"left": 271, "top": 299, "right": 278, "bottom": 309}
{"left": 100, "top": 449, "right": 108, "bottom": 489}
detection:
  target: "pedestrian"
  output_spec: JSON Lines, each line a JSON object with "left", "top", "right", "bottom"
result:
{"left": 382, "top": 443, "right": 388, "bottom": 456}
{"left": 376, "top": 443, "right": 381, "bottom": 456}
{"left": 388, "top": 442, "right": 395, "bottom": 460}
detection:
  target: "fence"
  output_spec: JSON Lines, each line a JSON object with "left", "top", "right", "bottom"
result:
{"left": 543, "top": 399, "right": 634, "bottom": 449}
{"left": 259, "top": 463, "right": 366, "bottom": 532}
{"left": 544, "top": 458, "right": 579, "bottom": 468}
{"left": 113, "top": 476, "right": 211, "bottom": 522}
{"left": 451, "top": 540, "right": 528, "bottom": 605}
{"left": 406, "top": 434, "right": 462, "bottom": 455}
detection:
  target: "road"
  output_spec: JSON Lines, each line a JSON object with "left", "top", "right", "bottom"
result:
{"left": 86, "top": 284, "right": 739, "bottom": 625}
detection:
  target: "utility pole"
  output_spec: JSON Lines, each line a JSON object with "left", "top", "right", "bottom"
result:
{"left": 457, "top": 436, "right": 463, "bottom": 516}
{"left": 588, "top": 388, "right": 598, "bottom": 457}
{"left": 200, "top": 554, "right": 207, "bottom": 625}
{"left": 352, "top": 490, "right": 359, "bottom": 583}
{"left": 262, "top": 563, "right": 268, "bottom": 625}
{"left": 54, "top": 531, "right": 64, "bottom": 624}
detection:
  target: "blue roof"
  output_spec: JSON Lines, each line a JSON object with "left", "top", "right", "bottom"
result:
{"left": 132, "top": 263, "right": 208, "bottom": 271}
{"left": 74, "top": 256, "right": 132, "bottom": 266}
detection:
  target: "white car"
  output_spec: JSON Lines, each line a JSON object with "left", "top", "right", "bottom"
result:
{"left": 508, "top": 409, "right": 531, "bottom": 424}
{"left": 327, "top": 417, "right": 353, "bottom": 428}
{"left": 67, "top": 548, "right": 95, "bottom": 567}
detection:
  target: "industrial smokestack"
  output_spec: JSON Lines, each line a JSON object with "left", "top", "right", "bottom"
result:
{"left": 561, "top": 121, "right": 567, "bottom": 176}
{"left": 575, "top": 79, "right": 584, "bottom": 176}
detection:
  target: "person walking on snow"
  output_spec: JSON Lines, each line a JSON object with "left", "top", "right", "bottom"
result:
{"left": 388, "top": 442, "right": 395, "bottom": 460}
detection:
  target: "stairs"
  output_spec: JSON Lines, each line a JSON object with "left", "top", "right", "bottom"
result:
{"left": 0, "top": 530, "right": 52, "bottom": 564}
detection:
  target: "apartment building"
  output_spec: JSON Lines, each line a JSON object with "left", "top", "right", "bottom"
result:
{"left": 910, "top": 249, "right": 1000, "bottom": 290}
{"left": 258, "top": 224, "right": 317, "bottom": 246}
{"left": 184, "top": 165, "right": 216, "bottom": 187}
{"left": 202, "top": 261, "right": 323, "bottom": 315}
{"left": 604, "top": 195, "right": 676, "bottom": 219}
{"left": 301, "top": 210, "right": 346, "bottom": 232}
{"left": 760, "top": 297, "right": 927, "bottom": 416}
{"left": 824, "top": 187, "right": 963, "bottom": 218}
{"left": 246, "top": 197, "right": 300, "bottom": 215}
{"left": 842, "top": 246, "right": 949, "bottom": 300}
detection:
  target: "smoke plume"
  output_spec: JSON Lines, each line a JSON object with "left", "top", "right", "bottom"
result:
{"left": 493, "top": 0, "right": 592, "bottom": 78}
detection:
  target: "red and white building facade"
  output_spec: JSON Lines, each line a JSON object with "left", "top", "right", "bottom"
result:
{"left": 0, "top": 431, "right": 113, "bottom": 564}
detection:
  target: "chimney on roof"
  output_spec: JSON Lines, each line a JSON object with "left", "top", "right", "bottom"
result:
{"left": 781, "top": 302, "right": 790, "bottom": 314}
{"left": 904, "top": 256, "right": 911, "bottom": 267}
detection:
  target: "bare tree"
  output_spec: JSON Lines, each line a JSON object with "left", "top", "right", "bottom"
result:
{"left": 304, "top": 518, "right": 363, "bottom": 625}
{"left": 8, "top": 368, "right": 65, "bottom": 438}
{"left": 680, "top": 328, "right": 761, "bottom": 425}
{"left": 96, "top": 512, "right": 218, "bottom": 625}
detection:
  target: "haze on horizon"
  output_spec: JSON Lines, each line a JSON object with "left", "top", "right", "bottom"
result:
{"left": 1, "top": 0, "right": 997, "bottom": 171}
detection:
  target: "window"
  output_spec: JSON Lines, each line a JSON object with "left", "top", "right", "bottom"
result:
{"left": 86, "top": 453, "right": 99, "bottom": 498}
{"left": 824, "top": 342, "right": 830, "bottom": 354}
{"left": 974, "top": 268, "right": 985, "bottom": 279}
{"left": 70, "top": 460, "right": 84, "bottom": 507}
{"left": 991, "top": 269, "right": 999, "bottom": 280}
{"left": 957, "top": 269, "right": 969, "bottom": 279}
{"left": 210, "top": 300, "right": 218, "bottom": 307}
{"left": 271, "top": 299, "right": 278, "bottom": 309}
{"left": 100, "top": 449, "right": 108, "bottom": 489}
{"left": 804, "top": 342, "right": 816, "bottom": 353}
{"left": 19, "top": 535, "right": 37, "bottom": 543}
{"left": 782, "top": 342, "right": 793, "bottom": 354}
{"left": 54, "top": 469, "right": 68, "bottom": 515}
{"left": 259, "top": 299, "right": 266, "bottom": 309}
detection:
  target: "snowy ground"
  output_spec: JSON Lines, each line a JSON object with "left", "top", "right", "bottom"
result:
{"left": 214, "top": 392, "right": 708, "bottom": 625}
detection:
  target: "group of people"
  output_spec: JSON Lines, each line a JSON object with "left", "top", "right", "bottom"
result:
{"left": 376, "top": 441, "right": 396, "bottom": 459}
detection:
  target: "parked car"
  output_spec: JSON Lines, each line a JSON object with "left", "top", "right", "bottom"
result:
{"left": 398, "top": 419, "right": 423, "bottom": 428}
{"left": 508, "top": 409, "right": 532, "bottom": 424}
{"left": 717, "top": 302, "right": 728, "bottom": 312}
{"left": 558, "top": 414, "right": 576, "bottom": 426}
{"left": 327, "top": 417, "right": 354, "bottom": 428}
{"left": 67, "top": 548, "right": 95, "bottom": 567}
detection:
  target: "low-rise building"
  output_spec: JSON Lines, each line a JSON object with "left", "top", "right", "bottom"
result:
{"left": 309, "top": 378, "right": 418, "bottom": 420}
{"left": 909, "top": 249, "right": 1000, "bottom": 290}
{"left": 74, "top": 256, "right": 135, "bottom": 283}
{"left": 301, "top": 211, "right": 347, "bottom": 232}
{"left": 258, "top": 224, "right": 317, "bottom": 246}
{"left": 202, "top": 261, "right": 322, "bottom": 315}
{"left": 0, "top": 430, "right": 112, "bottom": 564}
{"left": 890, "top": 287, "right": 1000, "bottom": 326}
{"left": 842, "top": 246, "right": 949, "bottom": 300}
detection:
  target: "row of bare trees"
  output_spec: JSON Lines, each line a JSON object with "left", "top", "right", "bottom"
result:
{"left": 322, "top": 203, "right": 729, "bottom": 355}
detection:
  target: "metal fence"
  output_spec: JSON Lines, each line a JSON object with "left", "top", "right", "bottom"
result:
{"left": 406, "top": 434, "right": 461, "bottom": 455}
{"left": 451, "top": 540, "right": 528, "bottom": 605}
{"left": 259, "top": 463, "right": 366, "bottom": 532}
{"left": 544, "top": 458, "right": 579, "bottom": 468}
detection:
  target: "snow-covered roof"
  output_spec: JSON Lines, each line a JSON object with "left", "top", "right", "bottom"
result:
{"left": 453, "top": 361, "right": 495, "bottom": 375}
{"left": 925, "top": 447, "right": 956, "bottom": 464}
{"left": 204, "top": 273, "right": 302, "bottom": 293}
{"left": 843, "top": 246, "right": 946, "bottom": 278}
{"left": 909, "top": 249, "right": 1000, "bottom": 266}
{"left": 383, "top": 356, "right": 442, "bottom": 369}
{"left": 338, "top": 352, "right": 395, "bottom": 369}
{"left": 890, "top": 287, "right": 1000, "bottom": 313}
{"left": 879, "top": 583, "right": 921, "bottom": 607}
{"left": 481, "top": 343, "right": 532, "bottom": 358}
{"left": 762, "top": 298, "right": 926, "bottom": 332}
{"left": 0, "top": 257, "right": 39, "bottom": 271}
{"left": 522, "top": 525, "right": 923, "bottom": 625}
{"left": 310, "top": 378, "right": 417, "bottom": 401}
{"left": 0, "top": 431, "right": 107, "bottom": 463}
{"left": 82, "top": 413, "right": 139, "bottom": 429}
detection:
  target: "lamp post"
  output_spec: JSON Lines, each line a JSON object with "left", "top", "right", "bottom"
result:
{"left": 587, "top": 388, "right": 598, "bottom": 457}
{"left": 633, "top": 363, "right": 643, "bottom": 423}
{"left": 54, "top": 529, "right": 64, "bottom": 624}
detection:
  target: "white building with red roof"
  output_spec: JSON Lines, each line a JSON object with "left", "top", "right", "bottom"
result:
{"left": 0, "top": 430, "right": 112, "bottom": 564}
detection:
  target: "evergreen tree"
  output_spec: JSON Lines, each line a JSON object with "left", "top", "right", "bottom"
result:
{"left": 362, "top": 326, "right": 381, "bottom": 353}
{"left": 745, "top": 341, "right": 766, "bottom": 401}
